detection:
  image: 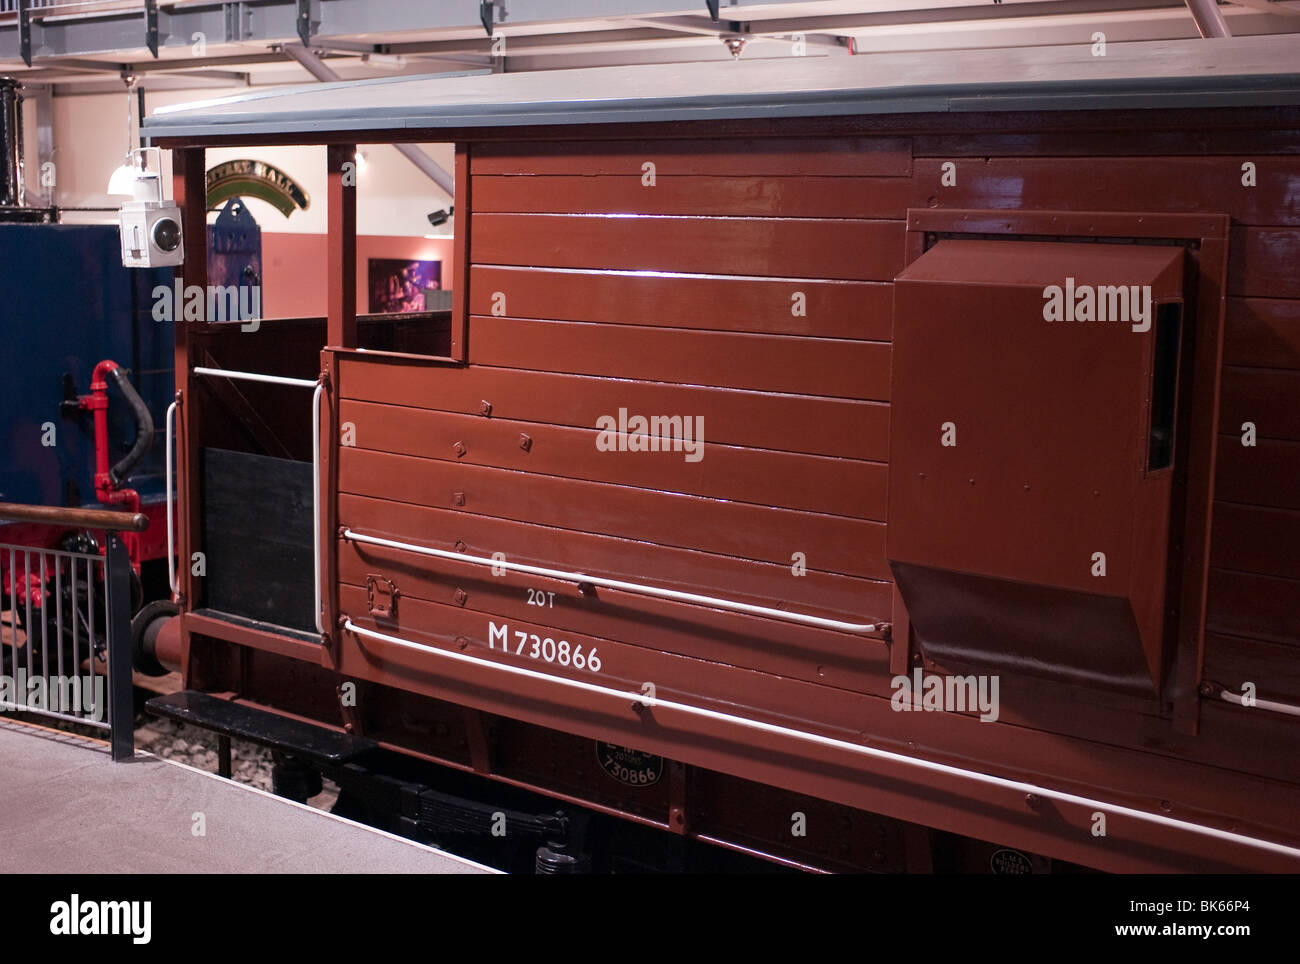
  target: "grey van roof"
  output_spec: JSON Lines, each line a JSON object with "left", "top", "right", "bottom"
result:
{"left": 144, "top": 33, "right": 1300, "bottom": 142}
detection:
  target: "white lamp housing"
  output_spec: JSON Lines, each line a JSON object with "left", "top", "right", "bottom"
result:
{"left": 118, "top": 147, "right": 184, "bottom": 269}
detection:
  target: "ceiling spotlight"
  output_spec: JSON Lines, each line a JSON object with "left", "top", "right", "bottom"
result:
{"left": 722, "top": 35, "right": 746, "bottom": 59}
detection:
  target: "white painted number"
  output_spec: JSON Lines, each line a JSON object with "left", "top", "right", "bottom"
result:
{"left": 526, "top": 588, "right": 555, "bottom": 608}
{"left": 487, "top": 621, "right": 601, "bottom": 672}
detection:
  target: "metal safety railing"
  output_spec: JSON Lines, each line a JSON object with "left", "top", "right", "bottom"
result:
{"left": 0, "top": 0, "right": 59, "bottom": 12}
{"left": 178, "top": 366, "right": 325, "bottom": 633}
{"left": 0, "top": 502, "right": 144, "bottom": 761}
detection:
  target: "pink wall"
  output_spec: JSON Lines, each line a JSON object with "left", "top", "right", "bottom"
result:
{"left": 259, "top": 233, "right": 456, "bottom": 319}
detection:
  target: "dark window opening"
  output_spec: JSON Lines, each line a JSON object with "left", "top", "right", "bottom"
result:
{"left": 1148, "top": 302, "right": 1182, "bottom": 471}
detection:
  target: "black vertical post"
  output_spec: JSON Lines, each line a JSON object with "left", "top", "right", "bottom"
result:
{"left": 217, "top": 735, "right": 232, "bottom": 778}
{"left": 106, "top": 533, "right": 135, "bottom": 761}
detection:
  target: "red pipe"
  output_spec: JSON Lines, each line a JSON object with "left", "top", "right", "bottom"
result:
{"left": 80, "top": 359, "right": 142, "bottom": 571}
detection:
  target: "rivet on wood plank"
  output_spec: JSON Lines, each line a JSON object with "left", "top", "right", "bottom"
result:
{"left": 453, "top": 588, "right": 468, "bottom": 606}
{"left": 453, "top": 440, "right": 467, "bottom": 458}
{"left": 453, "top": 492, "right": 465, "bottom": 507}
{"left": 518, "top": 433, "right": 532, "bottom": 452}
{"left": 479, "top": 400, "right": 492, "bottom": 417}
{"left": 454, "top": 540, "right": 467, "bottom": 553}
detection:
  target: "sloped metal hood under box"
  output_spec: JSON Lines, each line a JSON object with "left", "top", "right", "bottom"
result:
{"left": 889, "top": 239, "right": 1186, "bottom": 697}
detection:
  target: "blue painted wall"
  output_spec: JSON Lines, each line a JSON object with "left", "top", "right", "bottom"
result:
{"left": 0, "top": 224, "right": 174, "bottom": 510}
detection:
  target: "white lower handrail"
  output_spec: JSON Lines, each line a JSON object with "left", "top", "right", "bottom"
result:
{"left": 344, "top": 617, "right": 1300, "bottom": 864}
{"left": 312, "top": 382, "right": 324, "bottom": 634}
{"left": 341, "top": 528, "right": 887, "bottom": 635}
{"left": 165, "top": 399, "right": 179, "bottom": 596}
{"left": 1217, "top": 686, "right": 1300, "bottom": 719}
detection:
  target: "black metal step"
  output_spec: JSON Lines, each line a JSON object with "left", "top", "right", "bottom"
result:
{"left": 145, "top": 690, "right": 375, "bottom": 766}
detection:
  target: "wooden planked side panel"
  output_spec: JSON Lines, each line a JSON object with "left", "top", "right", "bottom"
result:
{"left": 337, "top": 542, "right": 890, "bottom": 694}
{"left": 338, "top": 493, "right": 893, "bottom": 622}
{"left": 1216, "top": 437, "right": 1300, "bottom": 512}
{"left": 468, "top": 316, "right": 891, "bottom": 400}
{"left": 468, "top": 265, "right": 893, "bottom": 340}
{"left": 1218, "top": 366, "right": 1300, "bottom": 442}
{"left": 1210, "top": 502, "right": 1300, "bottom": 581}
{"left": 1206, "top": 568, "right": 1300, "bottom": 646}
{"left": 1224, "top": 298, "right": 1300, "bottom": 370}
{"left": 471, "top": 136, "right": 912, "bottom": 176}
{"left": 911, "top": 129, "right": 1300, "bottom": 159}
{"left": 471, "top": 213, "right": 907, "bottom": 281}
{"left": 337, "top": 358, "right": 890, "bottom": 461}
{"left": 1203, "top": 632, "right": 1300, "bottom": 703}
{"left": 471, "top": 174, "right": 913, "bottom": 219}
{"left": 911, "top": 157, "right": 1300, "bottom": 227}
{"left": 339, "top": 399, "right": 888, "bottom": 520}
{"left": 338, "top": 448, "right": 890, "bottom": 580}
{"left": 1228, "top": 227, "right": 1300, "bottom": 299}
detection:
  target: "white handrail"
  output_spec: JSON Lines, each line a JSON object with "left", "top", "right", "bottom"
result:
{"left": 189, "top": 364, "right": 324, "bottom": 635}
{"left": 192, "top": 366, "right": 318, "bottom": 389}
{"left": 1217, "top": 687, "right": 1300, "bottom": 719}
{"left": 341, "top": 528, "right": 887, "bottom": 635}
{"left": 165, "top": 399, "right": 179, "bottom": 596}
{"left": 312, "top": 382, "right": 324, "bottom": 634}
{"left": 344, "top": 617, "right": 1300, "bottom": 864}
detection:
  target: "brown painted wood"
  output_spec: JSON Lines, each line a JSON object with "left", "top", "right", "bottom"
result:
{"left": 1172, "top": 230, "right": 1230, "bottom": 730}
{"left": 337, "top": 448, "right": 890, "bottom": 580}
{"left": 472, "top": 173, "right": 913, "bottom": 219}
{"left": 468, "top": 266, "right": 892, "bottom": 340}
{"left": 450, "top": 143, "right": 470, "bottom": 361}
{"left": 167, "top": 107, "right": 1300, "bottom": 872}
{"left": 1219, "top": 366, "right": 1300, "bottom": 442}
{"left": 468, "top": 316, "right": 890, "bottom": 400}
{"left": 1210, "top": 502, "right": 1300, "bottom": 581}
{"left": 1206, "top": 506, "right": 1300, "bottom": 582}
{"left": 472, "top": 136, "right": 912, "bottom": 176}
{"left": 339, "top": 399, "right": 886, "bottom": 520}
{"left": 1228, "top": 227, "right": 1300, "bottom": 299}
{"left": 338, "top": 492, "right": 891, "bottom": 621}
{"left": 911, "top": 156, "right": 1300, "bottom": 226}
{"left": 174, "top": 147, "right": 206, "bottom": 622}
{"left": 186, "top": 611, "right": 322, "bottom": 664}
{"left": 320, "top": 351, "right": 338, "bottom": 658}
{"left": 1215, "top": 436, "right": 1300, "bottom": 511}
{"left": 907, "top": 206, "right": 1227, "bottom": 242}
{"left": 333, "top": 595, "right": 1300, "bottom": 872}
{"left": 326, "top": 143, "right": 358, "bottom": 348}
{"left": 1206, "top": 567, "right": 1300, "bottom": 646}
{"left": 1224, "top": 298, "right": 1300, "bottom": 370}
{"left": 471, "top": 213, "right": 906, "bottom": 281}
{"left": 912, "top": 128, "right": 1300, "bottom": 159}
{"left": 337, "top": 355, "right": 889, "bottom": 461}
{"left": 336, "top": 540, "right": 890, "bottom": 694}
{"left": 1203, "top": 631, "right": 1300, "bottom": 702}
